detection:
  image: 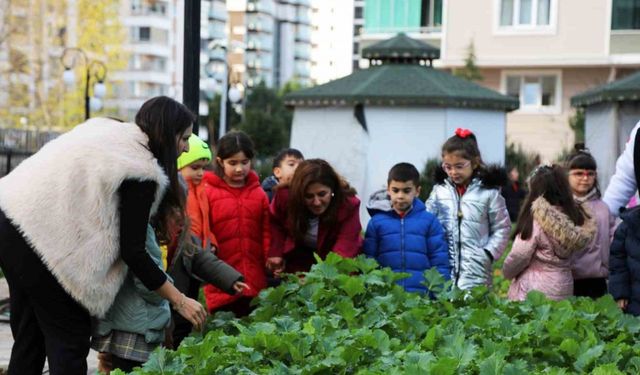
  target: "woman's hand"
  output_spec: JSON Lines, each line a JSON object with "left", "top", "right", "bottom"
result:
{"left": 617, "top": 299, "right": 629, "bottom": 311}
{"left": 266, "top": 257, "right": 285, "bottom": 277}
{"left": 233, "top": 281, "right": 250, "bottom": 294}
{"left": 173, "top": 294, "right": 208, "bottom": 331}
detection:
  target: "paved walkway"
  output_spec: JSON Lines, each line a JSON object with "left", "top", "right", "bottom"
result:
{"left": 0, "top": 278, "right": 99, "bottom": 374}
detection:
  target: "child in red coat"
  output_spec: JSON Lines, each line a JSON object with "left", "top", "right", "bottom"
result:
{"left": 203, "top": 131, "right": 270, "bottom": 316}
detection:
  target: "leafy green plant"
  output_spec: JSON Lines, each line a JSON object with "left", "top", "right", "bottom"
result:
{"left": 119, "top": 254, "right": 640, "bottom": 375}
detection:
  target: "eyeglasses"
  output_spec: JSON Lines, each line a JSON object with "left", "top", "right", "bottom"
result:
{"left": 442, "top": 161, "right": 471, "bottom": 172}
{"left": 569, "top": 170, "right": 596, "bottom": 179}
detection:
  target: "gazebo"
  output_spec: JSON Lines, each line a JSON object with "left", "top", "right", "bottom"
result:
{"left": 571, "top": 70, "right": 640, "bottom": 192}
{"left": 284, "top": 33, "right": 519, "bottom": 225}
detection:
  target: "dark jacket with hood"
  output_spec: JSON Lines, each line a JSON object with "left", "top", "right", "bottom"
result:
{"left": 610, "top": 206, "right": 640, "bottom": 316}
{"left": 261, "top": 175, "right": 279, "bottom": 202}
{"left": 425, "top": 165, "right": 511, "bottom": 290}
{"left": 364, "top": 190, "right": 450, "bottom": 293}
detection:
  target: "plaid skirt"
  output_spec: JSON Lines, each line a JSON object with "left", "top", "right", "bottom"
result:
{"left": 91, "top": 330, "right": 160, "bottom": 363}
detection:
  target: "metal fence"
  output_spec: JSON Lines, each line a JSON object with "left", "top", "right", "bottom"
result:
{"left": 0, "top": 148, "right": 33, "bottom": 177}
{"left": 0, "top": 128, "right": 63, "bottom": 177}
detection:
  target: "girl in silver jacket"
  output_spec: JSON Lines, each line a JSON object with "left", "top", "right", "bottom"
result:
{"left": 425, "top": 128, "right": 511, "bottom": 290}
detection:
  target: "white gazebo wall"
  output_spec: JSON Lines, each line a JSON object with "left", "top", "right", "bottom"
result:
{"left": 444, "top": 108, "right": 506, "bottom": 165}
{"left": 289, "top": 107, "right": 369, "bottom": 202}
{"left": 363, "top": 107, "right": 446, "bottom": 225}
{"left": 585, "top": 103, "right": 618, "bottom": 193}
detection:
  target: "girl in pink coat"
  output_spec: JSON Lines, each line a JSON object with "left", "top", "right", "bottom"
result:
{"left": 503, "top": 165, "right": 595, "bottom": 301}
{"left": 565, "top": 145, "right": 616, "bottom": 299}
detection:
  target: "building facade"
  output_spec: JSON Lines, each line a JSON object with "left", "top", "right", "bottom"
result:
{"left": 309, "top": 0, "right": 354, "bottom": 85}
{"left": 226, "top": 0, "right": 312, "bottom": 90}
{"left": 109, "top": 0, "right": 184, "bottom": 120}
{"left": 354, "top": 0, "right": 640, "bottom": 160}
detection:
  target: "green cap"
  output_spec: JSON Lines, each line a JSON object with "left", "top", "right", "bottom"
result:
{"left": 177, "top": 134, "right": 212, "bottom": 169}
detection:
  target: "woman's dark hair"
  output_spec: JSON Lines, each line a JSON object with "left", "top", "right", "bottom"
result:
{"left": 565, "top": 143, "right": 601, "bottom": 197}
{"left": 214, "top": 130, "right": 256, "bottom": 176}
{"left": 513, "top": 164, "right": 588, "bottom": 240}
{"left": 135, "top": 96, "right": 195, "bottom": 243}
{"left": 286, "top": 159, "right": 356, "bottom": 248}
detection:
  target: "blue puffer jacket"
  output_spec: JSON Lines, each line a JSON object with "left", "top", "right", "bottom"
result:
{"left": 364, "top": 190, "right": 451, "bottom": 293}
{"left": 609, "top": 206, "right": 640, "bottom": 316}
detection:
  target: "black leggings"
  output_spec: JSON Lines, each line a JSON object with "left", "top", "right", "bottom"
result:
{"left": 0, "top": 209, "right": 91, "bottom": 375}
{"left": 574, "top": 278, "right": 608, "bottom": 299}
{"left": 111, "top": 355, "right": 144, "bottom": 372}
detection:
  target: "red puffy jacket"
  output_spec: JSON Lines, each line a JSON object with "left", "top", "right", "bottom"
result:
{"left": 202, "top": 171, "right": 270, "bottom": 311}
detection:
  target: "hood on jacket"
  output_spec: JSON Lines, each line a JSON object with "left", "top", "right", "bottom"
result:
{"left": 620, "top": 205, "right": 640, "bottom": 232}
{"left": 366, "top": 188, "right": 425, "bottom": 217}
{"left": 433, "top": 163, "right": 508, "bottom": 189}
{"left": 366, "top": 189, "right": 392, "bottom": 216}
{"left": 532, "top": 196, "right": 596, "bottom": 258}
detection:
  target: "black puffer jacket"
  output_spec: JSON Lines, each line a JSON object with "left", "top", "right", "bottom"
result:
{"left": 609, "top": 206, "right": 640, "bottom": 316}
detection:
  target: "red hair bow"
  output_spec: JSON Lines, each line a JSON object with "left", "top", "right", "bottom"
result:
{"left": 455, "top": 128, "right": 473, "bottom": 138}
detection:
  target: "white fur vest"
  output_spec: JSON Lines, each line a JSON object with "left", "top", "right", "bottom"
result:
{"left": 0, "top": 118, "right": 168, "bottom": 317}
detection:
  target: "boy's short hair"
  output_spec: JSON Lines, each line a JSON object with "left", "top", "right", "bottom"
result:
{"left": 272, "top": 148, "right": 304, "bottom": 170}
{"left": 388, "top": 162, "right": 420, "bottom": 186}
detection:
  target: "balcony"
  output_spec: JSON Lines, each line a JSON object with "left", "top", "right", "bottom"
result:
{"left": 247, "top": 0, "right": 275, "bottom": 15}
{"left": 610, "top": 31, "right": 640, "bottom": 55}
{"left": 294, "top": 44, "right": 310, "bottom": 60}
{"left": 294, "top": 61, "right": 310, "bottom": 77}
{"left": 245, "top": 52, "right": 273, "bottom": 70}
{"left": 246, "top": 36, "right": 273, "bottom": 52}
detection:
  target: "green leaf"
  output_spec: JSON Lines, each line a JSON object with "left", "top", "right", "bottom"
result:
{"left": 339, "top": 276, "right": 366, "bottom": 298}
{"left": 421, "top": 326, "right": 438, "bottom": 351}
{"left": 575, "top": 344, "right": 604, "bottom": 372}
{"left": 478, "top": 353, "right": 505, "bottom": 375}
{"left": 427, "top": 357, "right": 458, "bottom": 374}
{"left": 559, "top": 338, "right": 580, "bottom": 358}
{"left": 591, "top": 364, "right": 624, "bottom": 375}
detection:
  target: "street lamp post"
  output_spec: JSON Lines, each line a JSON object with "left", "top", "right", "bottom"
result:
{"left": 61, "top": 47, "right": 108, "bottom": 120}
{"left": 208, "top": 40, "right": 245, "bottom": 139}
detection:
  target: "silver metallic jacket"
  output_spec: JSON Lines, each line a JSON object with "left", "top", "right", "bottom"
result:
{"left": 425, "top": 174, "right": 511, "bottom": 290}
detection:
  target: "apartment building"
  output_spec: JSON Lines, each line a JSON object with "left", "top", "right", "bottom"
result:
{"left": 227, "top": 0, "right": 312, "bottom": 90}
{"left": 354, "top": 0, "right": 640, "bottom": 160}
{"left": 109, "top": 0, "right": 183, "bottom": 120}
{"left": 309, "top": 0, "right": 354, "bottom": 85}
{"left": 0, "top": 0, "right": 68, "bottom": 127}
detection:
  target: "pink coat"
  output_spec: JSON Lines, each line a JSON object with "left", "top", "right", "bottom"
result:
{"left": 571, "top": 194, "right": 616, "bottom": 280}
{"left": 503, "top": 197, "right": 595, "bottom": 301}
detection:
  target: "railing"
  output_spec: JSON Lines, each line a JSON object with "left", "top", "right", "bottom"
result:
{"left": 0, "top": 148, "right": 33, "bottom": 177}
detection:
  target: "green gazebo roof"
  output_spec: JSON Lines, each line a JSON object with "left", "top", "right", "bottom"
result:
{"left": 362, "top": 33, "right": 440, "bottom": 61}
{"left": 284, "top": 64, "right": 519, "bottom": 111}
{"left": 571, "top": 70, "right": 640, "bottom": 107}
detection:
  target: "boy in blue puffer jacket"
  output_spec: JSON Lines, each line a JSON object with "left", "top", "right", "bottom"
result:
{"left": 364, "top": 163, "right": 451, "bottom": 293}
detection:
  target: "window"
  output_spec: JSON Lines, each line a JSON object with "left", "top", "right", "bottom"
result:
{"left": 130, "top": 27, "right": 151, "bottom": 42}
{"left": 421, "top": 0, "right": 443, "bottom": 28}
{"left": 139, "top": 27, "right": 151, "bottom": 41}
{"left": 612, "top": 0, "right": 640, "bottom": 30}
{"left": 504, "top": 73, "right": 559, "bottom": 112}
{"left": 499, "top": 0, "right": 551, "bottom": 28}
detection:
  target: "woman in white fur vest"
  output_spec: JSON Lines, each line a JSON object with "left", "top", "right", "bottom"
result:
{"left": 0, "top": 96, "right": 207, "bottom": 375}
